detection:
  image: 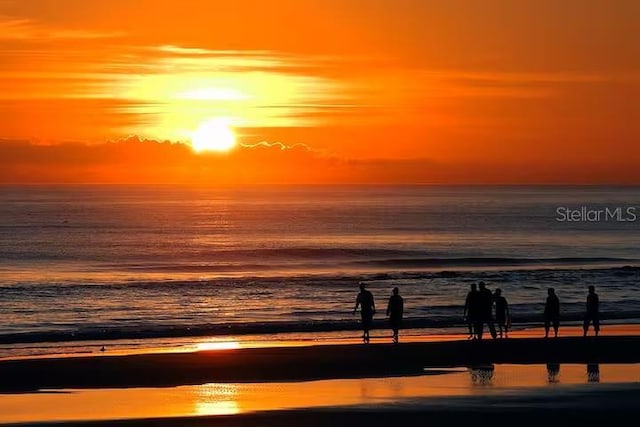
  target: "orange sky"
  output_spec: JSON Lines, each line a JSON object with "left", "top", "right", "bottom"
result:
{"left": 1, "top": 0, "right": 639, "bottom": 184}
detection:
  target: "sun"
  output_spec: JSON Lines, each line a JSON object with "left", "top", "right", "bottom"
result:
{"left": 191, "top": 119, "right": 237, "bottom": 153}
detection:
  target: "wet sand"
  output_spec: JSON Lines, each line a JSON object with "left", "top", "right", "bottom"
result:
{"left": 1, "top": 364, "right": 639, "bottom": 425}
{"left": 1, "top": 327, "right": 639, "bottom": 426}
{"left": 1, "top": 334, "right": 639, "bottom": 392}
{"left": 31, "top": 401, "right": 639, "bottom": 427}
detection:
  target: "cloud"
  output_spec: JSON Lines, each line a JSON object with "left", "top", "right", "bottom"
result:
{"left": 1, "top": 139, "right": 638, "bottom": 185}
{"left": 0, "top": 15, "right": 125, "bottom": 40}
{"left": 239, "top": 141, "right": 316, "bottom": 152}
{"left": 0, "top": 38, "right": 350, "bottom": 137}
{"left": 155, "top": 45, "right": 275, "bottom": 57}
{"left": 0, "top": 138, "right": 341, "bottom": 184}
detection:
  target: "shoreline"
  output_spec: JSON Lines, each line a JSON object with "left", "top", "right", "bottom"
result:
{"left": 3, "top": 323, "right": 639, "bottom": 361}
{"left": 2, "top": 334, "right": 640, "bottom": 393}
{"left": 3, "top": 313, "right": 640, "bottom": 346}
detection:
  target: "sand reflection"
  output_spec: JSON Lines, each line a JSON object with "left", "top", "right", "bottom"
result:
{"left": 194, "top": 383, "right": 240, "bottom": 415}
{"left": 546, "top": 363, "right": 561, "bottom": 383}
{"left": 587, "top": 364, "right": 600, "bottom": 383}
{"left": 468, "top": 365, "right": 495, "bottom": 386}
{"left": 1, "top": 364, "right": 639, "bottom": 424}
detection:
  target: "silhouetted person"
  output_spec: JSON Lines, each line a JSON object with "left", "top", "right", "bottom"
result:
{"left": 544, "top": 288, "right": 560, "bottom": 338}
{"left": 477, "top": 282, "right": 497, "bottom": 340}
{"left": 583, "top": 285, "right": 600, "bottom": 337}
{"left": 353, "top": 282, "right": 376, "bottom": 343}
{"left": 464, "top": 283, "right": 479, "bottom": 339}
{"left": 386, "top": 287, "right": 404, "bottom": 344}
{"left": 494, "top": 288, "right": 509, "bottom": 338}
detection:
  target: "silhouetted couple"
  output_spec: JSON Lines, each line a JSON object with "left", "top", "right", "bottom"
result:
{"left": 464, "top": 282, "right": 504, "bottom": 340}
{"left": 353, "top": 283, "right": 404, "bottom": 344}
{"left": 544, "top": 285, "right": 599, "bottom": 338}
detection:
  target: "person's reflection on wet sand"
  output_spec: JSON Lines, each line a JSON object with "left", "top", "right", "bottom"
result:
{"left": 587, "top": 364, "right": 600, "bottom": 382}
{"left": 546, "top": 363, "right": 560, "bottom": 383}
{"left": 468, "top": 364, "right": 495, "bottom": 386}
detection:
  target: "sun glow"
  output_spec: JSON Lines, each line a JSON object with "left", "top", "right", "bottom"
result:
{"left": 191, "top": 119, "right": 237, "bottom": 153}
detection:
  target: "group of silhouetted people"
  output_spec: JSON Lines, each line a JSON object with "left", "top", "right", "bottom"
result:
{"left": 353, "top": 282, "right": 601, "bottom": 343}
{"left": 461, "top": 282, "right": 600, "bottom": 340}
{"left": 463, "top": 282, "right": 510, "bottom": 340}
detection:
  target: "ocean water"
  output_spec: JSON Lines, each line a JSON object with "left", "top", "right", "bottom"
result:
{"left": 1, "top": 185, "right": 639, "bottom": 355}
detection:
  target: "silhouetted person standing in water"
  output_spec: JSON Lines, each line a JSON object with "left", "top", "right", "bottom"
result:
{"left": 464, "top": 283, "right": 479, "bottom": 339}
{"left": 353, "top": 283, "right": 376, "bottom": 343}
{"left": 583, "top": 285, "right": 600, "bottom": 337}
{"left": 477, "top": 282, "right": 497, "bottom": 340}
{"left": 386, "top": 287, "right": 404, "bottom": 344}
{"left": 494, "top": 288, "right": 509, "bottom": 338}
{"left": 544, "top": 288, "right": 560, "bottom": 338}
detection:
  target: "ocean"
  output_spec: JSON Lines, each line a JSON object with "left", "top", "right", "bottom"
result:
{"left": 1, "top": 185, "right": 639, "bottom": 357}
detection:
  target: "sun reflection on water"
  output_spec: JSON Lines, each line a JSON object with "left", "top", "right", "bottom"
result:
{"left": 194, "top": 383, "right": 240, "bottom": 416}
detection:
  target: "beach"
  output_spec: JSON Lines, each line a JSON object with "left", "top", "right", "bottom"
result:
{"left": 1, "top": 325, "right": 640, "bottom": 426}
{"left": 2, "top": 0, "right": 639, "bottom": 423}
{"left": 1, "top": 187, "right": 639, "bottom": 425}
{"left": 3, "top": 382, "right": 640, "bottom": 427}
{"left": 2, "top": 333, "right": 640, "bottom": 392}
